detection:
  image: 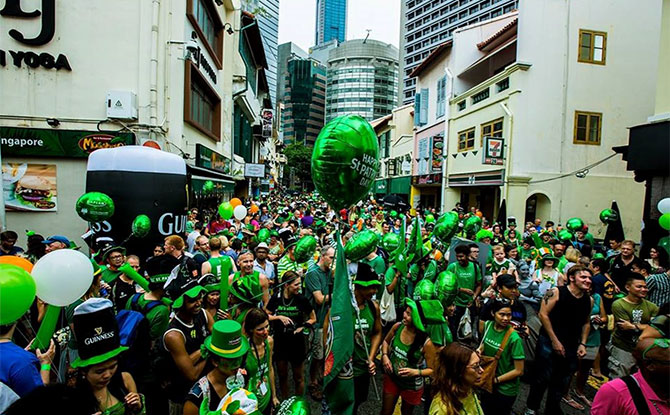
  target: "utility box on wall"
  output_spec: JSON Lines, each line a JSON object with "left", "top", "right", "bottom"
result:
{"left": 106, "top": 91, "right": 138, "bottom": 120}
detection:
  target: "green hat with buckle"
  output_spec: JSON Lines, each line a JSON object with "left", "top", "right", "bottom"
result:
{"left": 171, "top": 279, "right": 208, "bottom": 309}
{"left": 404, "top": 298, "right": 445, "bottom": 332}
{"left": 204, "top": 320, "right": 249, "bottom": 359}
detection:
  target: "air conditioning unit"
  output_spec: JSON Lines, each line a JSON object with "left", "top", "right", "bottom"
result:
{"left": 106, "top": 91, "right": 138, "bottom": 120}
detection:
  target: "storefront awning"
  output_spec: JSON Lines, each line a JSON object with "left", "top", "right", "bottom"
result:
{"left": 187, "top": 165, "right": 235, "bottom": 192}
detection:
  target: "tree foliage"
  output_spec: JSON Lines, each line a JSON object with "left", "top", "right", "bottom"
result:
{"left": 282, "top": 143, "right": 313, "bottom": 186}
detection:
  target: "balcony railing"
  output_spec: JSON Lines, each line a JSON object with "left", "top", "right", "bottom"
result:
{"left": 450, "top": 61, "right": 531, "bottom": 114}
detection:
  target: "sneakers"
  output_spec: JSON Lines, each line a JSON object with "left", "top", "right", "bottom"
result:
{"left": 523, "top": 410, "right": 536, "bottom": 415}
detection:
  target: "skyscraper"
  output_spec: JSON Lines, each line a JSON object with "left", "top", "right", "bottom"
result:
{"left": 325, "top": 39, "right": 398, "bottom": 122}
{"left": 315, "top": 0, "right": 347, "bottom": 46}
{"left": 282, "top": 58, "right": 327, "bottom": 146}
{"left": 398, "top": 0, "right": 517, "bottom": 105}
{"left": 243, "top": 0, "right": 280, "bottom": 106}
{"left": 277, "top": 42, "right": 308, "bottom": 105}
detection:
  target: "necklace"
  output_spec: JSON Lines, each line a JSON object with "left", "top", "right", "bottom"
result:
{"left": 281, "top": 294, "right": 294, "bottom": 307}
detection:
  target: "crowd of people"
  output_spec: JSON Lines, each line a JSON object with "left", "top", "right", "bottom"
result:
{"left": 0, "top": 191, "right": 668, "bottom": 415}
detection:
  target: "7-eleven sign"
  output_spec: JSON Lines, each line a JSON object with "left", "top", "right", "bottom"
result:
{"left": 483, "top": 136, "right": 505, "bottom": 165}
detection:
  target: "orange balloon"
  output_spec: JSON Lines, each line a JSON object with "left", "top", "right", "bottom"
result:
{"left": 0, "top": 255, "right": 33, "bottom": 273}
{"left": 249, "top": 204, "right": 259, "bottom": 214}
{"left": 433, "top": 250, "right": 443, "bottom": 262}
{"left": 475, "top": 211, "right": 483, "bottom": 218}
{"left": 230, "top": 198, "right": 242, "bottom": 208}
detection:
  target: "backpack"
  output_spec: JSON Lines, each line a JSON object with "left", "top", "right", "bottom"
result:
{"left": 115, "top": 293, "right": 162, "bottom": 377}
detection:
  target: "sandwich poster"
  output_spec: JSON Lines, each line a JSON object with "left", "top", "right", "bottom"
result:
{"left": 2, "top": 163, "right": 58, "bottom": 212}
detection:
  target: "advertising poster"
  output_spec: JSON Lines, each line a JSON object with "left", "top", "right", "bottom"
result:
{"left": 2, "top": 163, "right": 58, "bottom": 212}
{"left": 432, "top": 134, "right": 444, "bottom": 173}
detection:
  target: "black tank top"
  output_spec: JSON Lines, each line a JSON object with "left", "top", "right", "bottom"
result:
{"left": 543, "top": 285, "right": 591, "bottom": 348}
{"left": 162, "top": 309, "right": 210, "bottom": 403}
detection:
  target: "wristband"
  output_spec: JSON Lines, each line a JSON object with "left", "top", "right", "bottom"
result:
{"left": 41, "top": 363, "right": 51, "bottom": 371}
{"left": 579, "top": 342, "right": 586, "bottom": 347}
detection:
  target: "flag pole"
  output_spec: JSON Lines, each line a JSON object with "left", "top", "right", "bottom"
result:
{"left": 353, "top": 297, "right": 381, "bottom": 401}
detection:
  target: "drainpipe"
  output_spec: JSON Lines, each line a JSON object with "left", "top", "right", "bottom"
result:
{"left": 440, "top": 67, "right": 454, "bottom": 212}
{"left": 150, "top": 0, "right": 161, "bottom": 135}
{"left": 0, "top": 144, "right": 5, "bottom": 231}
{"left": 500, "top": 102, "right": 513, "bottom": 209}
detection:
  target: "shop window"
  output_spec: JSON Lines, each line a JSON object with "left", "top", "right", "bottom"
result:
{"left": 458, "top": 128, "right": 475, "bottom": 152}
{"left": 187, "top": 0, "right": 223, "bottom": 69}
{"left": 574, "top": 111, "right": 601, "bottom": 145}
{"left": 578, "top": 29, "right": 607, "bottom": 65}
{"left": 480, "top": 118, "right": 503, "bottom": 146}
{"left": 185, "top": 62, "right": 221, "bottom": 140}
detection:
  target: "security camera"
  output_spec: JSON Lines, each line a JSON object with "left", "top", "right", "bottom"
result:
{"left": 185, "top": 40, "right": 199, "bottom": 62}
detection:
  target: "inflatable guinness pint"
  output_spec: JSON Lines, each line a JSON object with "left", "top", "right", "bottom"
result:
{"left": 86, "top": 146, "right": 187, "bottom": 259}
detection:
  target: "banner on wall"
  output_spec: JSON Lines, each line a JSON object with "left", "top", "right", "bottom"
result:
{"left": 2, "top": 163, "right": 58, "bottom": 211}
{"left": 431, "top": 134, "right": 444, "bottom": 173}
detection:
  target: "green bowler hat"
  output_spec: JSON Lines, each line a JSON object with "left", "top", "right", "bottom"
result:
{"left": 205, "top": 320, "right": 250, "bottom": 359}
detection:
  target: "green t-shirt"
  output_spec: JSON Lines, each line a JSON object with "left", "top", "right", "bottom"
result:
{"left": 611, "top": 298, "right": 659, "bottom": 352}
{"left": 125, "top": 294, "right": 170, "bottom": 341}
{"left": 447, "top": 261, "right": 481, "bottom": 307}
{"left": 304, "top": 264, "right": 331, "bottom": 325}
{"left": 360, "top": 255, "right": 386, "bottom": 279}
{"left": 520, "top": 246, "right": 539, "bottom": 262}
{"left": 207, "top": 256, "right": 233, "bottom": 280}
{"left": 481, "top": 320, "right": 525, "bottom": 396}
{"left": 427, "top": 322, "right": 452, "bottom": 347}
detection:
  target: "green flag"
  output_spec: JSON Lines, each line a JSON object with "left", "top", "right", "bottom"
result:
{"left": 407, "top": 216, "right": 424, "bottom": 263}
{"left": 324, "top": 231, "right": 355, "bottom": 415}
{"left": 392, "top": 216, "right": 409, "bottom": 275}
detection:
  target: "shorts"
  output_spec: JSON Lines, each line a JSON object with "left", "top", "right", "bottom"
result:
{"left": 274, "top": 334, "right": 307, "bottom": 364}
{"left": 382, "top": 374, "right": 423, "bottom": 406}
{"left": 607, "top": 343, "right": 636, "bottom": 378}
{"left": 310, "top": 328, "right": 324, "bottom": 360}
{"left": 584, "top": 345, "right": 599, "bottom": 361}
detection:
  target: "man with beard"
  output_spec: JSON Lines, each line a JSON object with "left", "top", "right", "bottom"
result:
{"left": 253, "top": 242, "right": 276, "bottom": 284}
{"left": 524, "top": 266, "right": 592, "bottom": 415}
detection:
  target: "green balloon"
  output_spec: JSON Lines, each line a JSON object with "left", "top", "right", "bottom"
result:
{"left": 414, "top": 279, "right": 435, "bottom": 301}
{"left": 390, "top": 210, "right": 398, "bottom": 218}
{"left": 76, "top": 192, "right": 115, "bottom": 222}
{"left": 434, "top": 270, "right": 459, "bottom": 307}
{"left": 382, "top": 233, "right": 400, "bottom": 252}
{"left": 311, "top": 115, "right": 380, "bottom": 210}
{"left": 294, "top": 236, "right": 317, "bottom": 263}
{"left": 599, "top": 209, "right": 618, "bottom": 224}
{"left": 438, "top": 211, "right": 459, "bottom": 227}
{"left": 218, "top": 202, "right": 234, "bottom": 220}
{"left": 203, "top": 180, "right": 215, "bottom": 193}
{"left": 345, "top": 230, "right": 379, "bottom": 261}
{"left": 258, "top": 228, "right": 270, "bottom": 243}
{"left": 557, "top": 229, "right": 574, "bottom": 241}
{"left": 131, "top": 214, "right": 151, "bottom": 238}
{"left": 433, "top": 222, "right": 456, "bottom": 244}
{"left": 566, "top": 217, "right": 585, "bottom": 232}
{"left": 425, "top": 214, "right": 435, "bottom": 224}
{"left": 463, "top": 215, "right": 482, "bottom": 234}
{"left": 660, "top": 213, "right": 670, "bottom": 231}
{"left": 0, "top": 264, "right": 36, "bottom": 325}
{"left": 276, "top": 396, "right": 310, "bottom": 415}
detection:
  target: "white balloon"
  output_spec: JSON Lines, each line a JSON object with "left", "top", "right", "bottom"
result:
{"left": 32, "top": 250, "right": 94, "bottom": 306}
{"left": 658, "top": 198, "right": 670, "bottom": 214}
{"left": 234, "top": 205, "right": 248, "bottom": 220}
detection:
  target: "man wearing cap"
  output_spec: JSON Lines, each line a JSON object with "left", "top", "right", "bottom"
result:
{"left": 42, "top": 235, "right": 70, "bottom": 253}
{"left": 100, "top": 245, "right": 125, "bottom": 283}
{"left": 351, "top": 263, "right": 383, "bottom": 413}
{"left": 592, "top": 337, "right": 670, "bottom": 415}
{"left": 305, "top": 246, "right": 335, "bottom": 400}
{"left": 183, "top": 320, "right": 250, "bottom": 414}
{"left": 479, "top": 274, "right": 527, "bottom": 335}
{"left": 253, "top": 243, "right": 275, "bottom": 284}
{"left": 163, "top": 279, "right": 211, "bottom": 414}
{"left": 277, "top": 236, "right": 300, "bottom": 279}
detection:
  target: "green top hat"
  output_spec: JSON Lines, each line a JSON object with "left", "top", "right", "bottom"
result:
{"left": 71, "top": 298, "right": 128, "bottom": 368}
{"left": 229, "top": 273, "right": 263, "bottom": 304}
{"left": 102, "top": 246, "right": 126, "bottom": 262}
{"left": 404, "top": 298, "right": 445, "bottom": 332}
{"left": 351, "top": 262, "right": 382, "bottom": 287}
{"left": 205, "top": 320, "right": 250, "bottom": 359}
{"left": 171, "top": 279, "right": 208, "bottom": 309}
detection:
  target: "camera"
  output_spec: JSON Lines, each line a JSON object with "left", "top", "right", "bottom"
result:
{"left": 184, "top": 40, "right": 199, "bottom": 61}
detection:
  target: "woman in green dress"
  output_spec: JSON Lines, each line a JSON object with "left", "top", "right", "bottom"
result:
{"left": 244, "top": 308, "right": 279, "bottom": 415}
